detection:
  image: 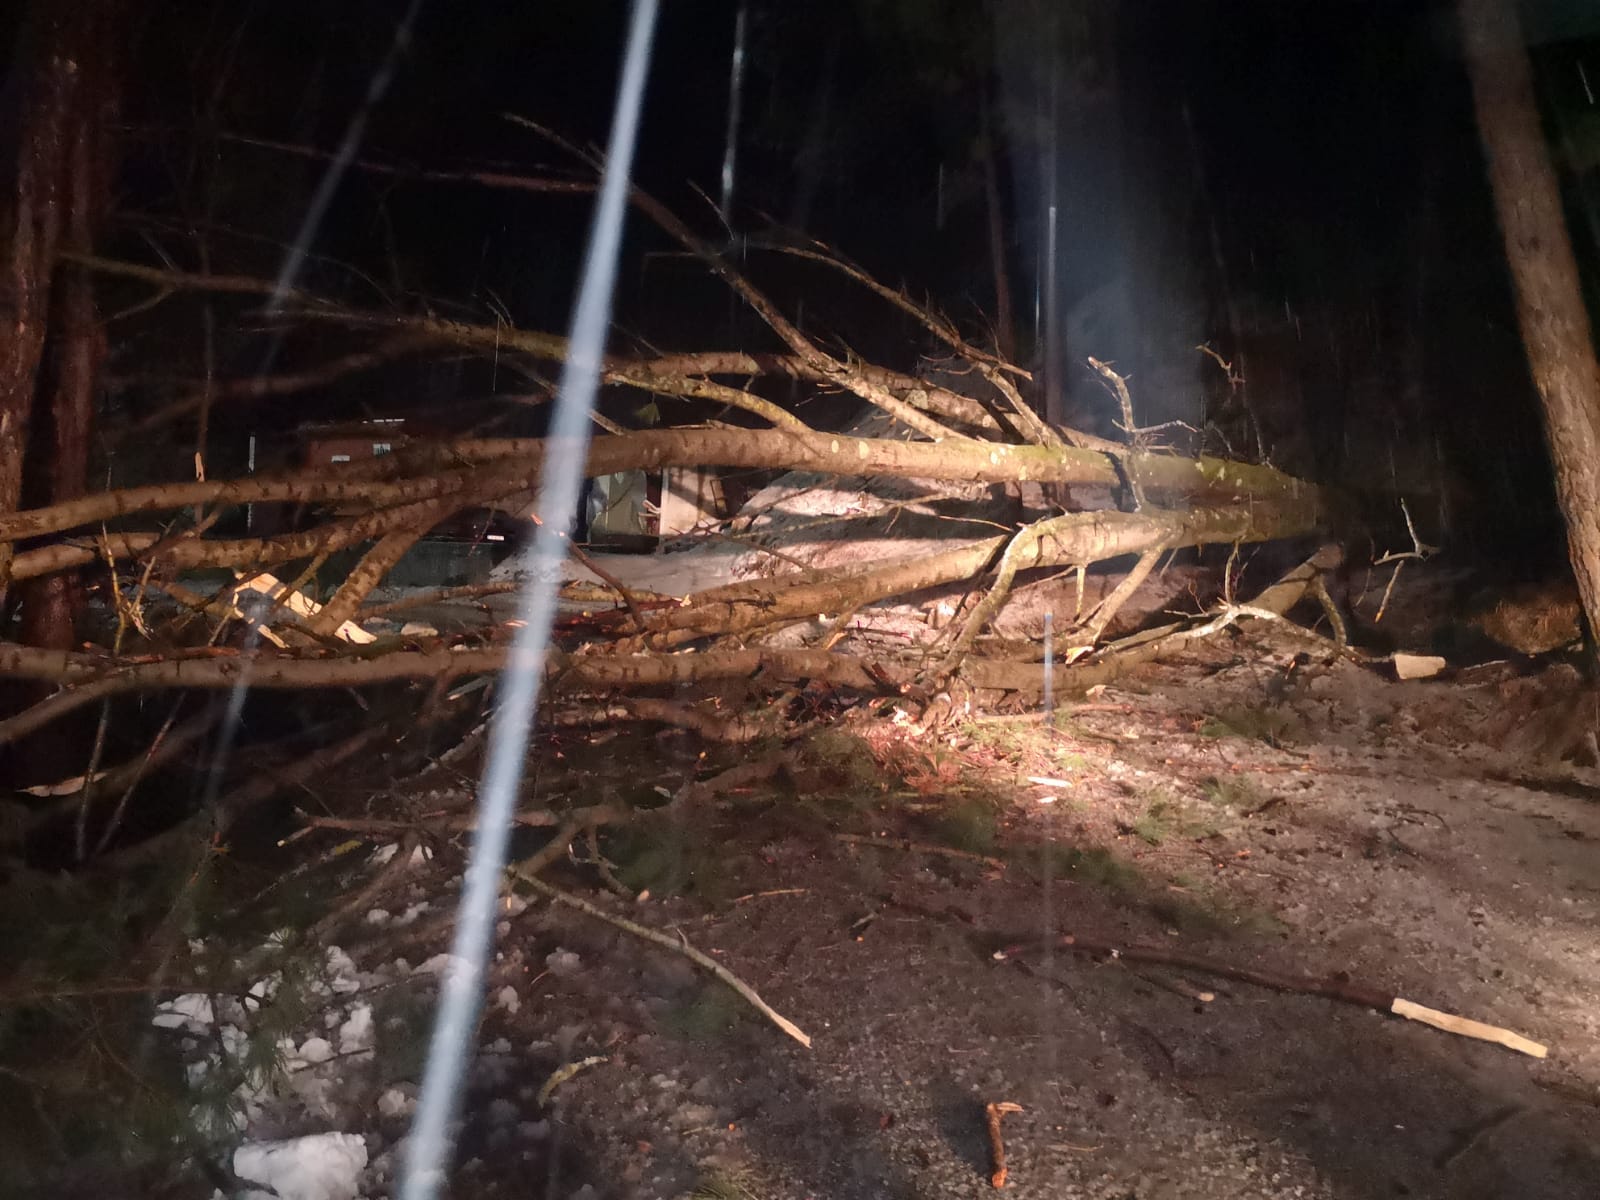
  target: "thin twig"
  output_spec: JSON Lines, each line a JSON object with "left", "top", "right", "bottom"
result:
{"left": 836, "top": 832, "right": 1006, "bottom": 871}
{"left": 299, "top": 802, "right": 632, "bottom": 837}
{"left": 311, "top": 833, "right": 422, "bottom": 940}
{"left": 512, "top": 872, "right": 812, "bottom": 1048}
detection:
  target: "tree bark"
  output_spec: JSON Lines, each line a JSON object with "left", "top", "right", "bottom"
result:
{"left": 0, "top": 425, "right": 1325, "bottom": 550}
{"left": 1459, "top": 0, "right": 1600, "bottom": 659}
{"left": 980, "top": 87, "right": 1017, "bottom": 362}
{"left": 14, "top": 0, "right": 120, "bottom": 650}
{"left": 0, "top": 5, "right": 82, "bottom": 601}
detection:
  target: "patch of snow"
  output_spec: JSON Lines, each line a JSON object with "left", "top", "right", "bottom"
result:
{"left": 323, "top": 947, "right": 362, "bottom": 995}
{"left": 369, "top": 842, "right": 400, "bottom": 868}
{"left": 245, "top": 973, "right": 280, "bottom": 1008}
{"left": 415, "top": 952, "right": 466, "bottom": 979}
{"left": 338, "top": 1003, "right": 374, "bottom": 1055}
{"left": 545, "top": 948, "right": 582, "bottom": 977}
{"left": 296, "top": 1036, "right": 335, "bottom": 1065}
{"left": 153, "top": 993, "right": 215, "bottom": 1034}
{"left": 233, "top": 1132, "right": 367, "bottom": 1200}
{"left": 377, "top": 1087, "right": 416, "bottom": 1118}
{"left": 494, "top": 985, "right": 521, "bottom": 1015}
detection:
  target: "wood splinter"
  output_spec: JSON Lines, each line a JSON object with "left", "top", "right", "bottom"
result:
{"left": 996, "top": 937, "right": 1549, "bottom": 1059}
{"left": 985, "top": 1100, "right": 1023, "bottom": 1188}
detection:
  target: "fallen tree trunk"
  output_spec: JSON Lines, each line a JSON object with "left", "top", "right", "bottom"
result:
{"left": 0, "top": 543, "right": 1340, "bottom": 743}
{"left": 0, "top": 643, "right": 897, "bottom": 744}
{"left": 0, "top": 425, "right": 1322, "bottom": 549}
{"left": 631, "top": 502, "right": 1315, "bottom": 648}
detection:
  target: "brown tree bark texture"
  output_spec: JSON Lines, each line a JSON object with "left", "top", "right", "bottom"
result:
{"left": 0, "top": 6, "right": 82, "bottom": 597}
{"left": 1460, "top": 0, "right": 1600, "bottom": 653}
{"left": 0, "top": 426, "right": 1322, "bottom": 549}
{"left": 15, "top": 0, "right": 121, "bottom": 650}
{"left": 639, "top": 502, "right": 1305, "bottom": 647}
{"left": 0, "top": 506, "right": 1325, "bottom": 746}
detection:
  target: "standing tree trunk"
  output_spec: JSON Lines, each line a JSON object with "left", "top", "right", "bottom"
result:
{"left": 0, "top": 8, "right": 77, "bottom": 605}
{"left": 979, "top": 87, "right": 1017, "bottom": 363}
{"left": 1459, "top": 0, "right": 1600, "bottom": 662}
{"left": 0, "top": 0, "right": 121, "bottom": 641}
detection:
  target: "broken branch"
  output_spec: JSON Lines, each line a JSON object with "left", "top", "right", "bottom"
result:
{"left": 512, "top": 872, "right": 812, "bottom": 1049}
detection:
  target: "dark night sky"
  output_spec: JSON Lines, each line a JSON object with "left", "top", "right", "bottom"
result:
{"left": 41, "top": 0, "right": 1600, "bottom": 563}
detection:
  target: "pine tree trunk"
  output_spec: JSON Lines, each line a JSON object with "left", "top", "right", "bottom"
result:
{"left": 0, "top": 8, "right": 76, "bottom": 604}
{"left": 0, "top": 0, "right": 120, "bottom": 620}
{"left": 1459, "top": 0, "right": 1600, "bottom": 661}
{"left": 979, "top": 88, "right": 1017, "bottom": 363}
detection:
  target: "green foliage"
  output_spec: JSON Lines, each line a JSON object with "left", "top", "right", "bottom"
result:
{"left": 372, "top": 985, "right": 436, "bottom": 1086}
{"left": 605, "top": 824, "right": 735, "bottom": 904}
{"left": 1197, "top": 704, "right": 1304, "bottom": 747}
{"left": 691, "top": 1167, "right": 762, "bottom": 1199}
{"left": 0, "top": 840, "right": 341, "bottom": 1189}
{"left": 1131, "top": 800, "right": 1170, "bottom": 846}
{"left": 1020, "top": 841, "right": 1142, "bottom": 892}
{"left": 930, "top": 795, "right": 998, "bottom": 854}
{"left": 660, "top": 984, "right": 747, "bottom": 1044}
{"left": 1147, "top": 882, "right": 1289, "bottom": 940}
{"left": 1200, "top": 774, "right": 1270, "bottom": 813}
{"left": 797, "top": 729, "right": 882, "bottom": 792}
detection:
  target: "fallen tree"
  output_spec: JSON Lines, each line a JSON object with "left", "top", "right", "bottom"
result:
{"left": 0, "top": 165, "right": 1340, "bottom": 866}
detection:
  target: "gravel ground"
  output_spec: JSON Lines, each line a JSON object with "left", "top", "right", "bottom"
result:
{"left": 189, "top": 619, "right": 1600, "bottom": 1200}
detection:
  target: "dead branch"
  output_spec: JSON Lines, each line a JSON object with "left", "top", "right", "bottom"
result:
{"left": 300, "top": 801, "right": 633, "bottom": 837}
{"left": 671, "top": 752, "right": 788, "bottom": 805}
{"left": 0, "top": 512, "right": 1323, "bottom": 741}
{"left": 563, "top": 536, "right": 652, "bottom": 633}
{"left": 506, "top": 118, "right": 968, "bottom": 445}
{"left": 512, "top": 871, "right": 812, "bottom": 1048}
{"left": 997, "top": 934, "right": 1546, "bottom": 1058}
{"left": 0, "top": 643, "right": 902, "bottom": 741}
{"left": 985, "top": 1100, "right": 1024, "bottom": 1188}
{"left": 1073, "top": 545, "right": 1166, "bottom": 648}
{"left": 310, "top": 833, "right": 422, "bottom": 940}
{"left": 93, "top": 722, "right": 393, "bottom": 874}
{"left": 210, "top": 134, "right": 989, "bottom": 442}
{"left": 961, "top": 544, "right": 1344, "bottom": 693}
{"left": 307, "top": 521, "right": 437, "bottom": 637}
{"left": 647, "top": 502, "right": 1313, "bottom": 650}
{"left": 119, "top": 332, "right": 433, "bottom": 434}
{"left": 362, "top": 581, "right": 521, "bottom": 616}
{"left": 757, "top": 237, "right": 1023, "bottom": 377}
{"left": 1088, "top": 356, "right": 1150, "bottom": 510}
{"left": 623, "top": 697, "right": 772, "bottom": 743}
{"left": 0, "top": 534, "right": 1343, "bottom": 747}
{"left": 939, "top": 519, "right": 1056, "bottom": 675}
{"left": 0, "top": 674, "right": 130, "bottom": 746}
{"left": 836, "top": 833, "right": 1006, "bottom": 871}
{"left": 60, "top": 250, "right": 325, "bottom": 306}
{"left": 751, "top": 234, "right": 1063, "bottom": 448}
